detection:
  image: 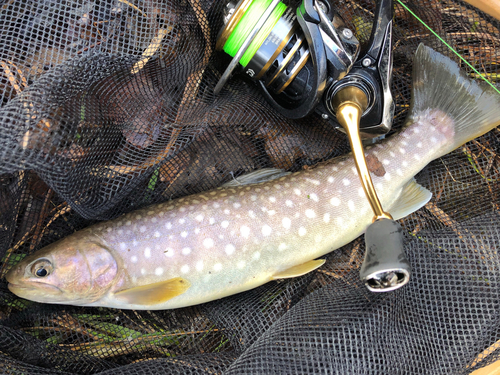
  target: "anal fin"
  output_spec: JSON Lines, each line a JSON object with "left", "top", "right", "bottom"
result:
{"left": 389, "top": 179, "right": 432, "bottom": 220}
{"left": 272, "top": 259, "right": 326, "bottom": 280}
{"left": 114, "top": 277, "right": 190, "bottom": 305}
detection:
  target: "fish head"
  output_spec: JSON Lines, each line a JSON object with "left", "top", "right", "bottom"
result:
{"left": 6, "top": 234, "right": 118, "bottom": 305}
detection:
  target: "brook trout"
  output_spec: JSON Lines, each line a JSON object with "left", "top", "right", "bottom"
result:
{"left": 6, "top": 45, "right": 500, "bottom": 310}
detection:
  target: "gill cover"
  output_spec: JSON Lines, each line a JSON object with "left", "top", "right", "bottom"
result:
{"left": 6, "top": 233, "right": 118, "bottom": 305}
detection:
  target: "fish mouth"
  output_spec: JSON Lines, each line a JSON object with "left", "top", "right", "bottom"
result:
{"left": 8, "top": 281, "right": 63, "bottom": 297}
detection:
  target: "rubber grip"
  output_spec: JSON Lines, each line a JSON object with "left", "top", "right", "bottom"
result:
{"left": 359, "top": 218, "right": 411, "bottom": 292}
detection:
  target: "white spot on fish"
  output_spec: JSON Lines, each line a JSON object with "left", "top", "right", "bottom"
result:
{"left": 182, "top": 247, "right": 191, "bottom": 255}
{"left": 203, "top": 238, "right": 214, "bottom": 248}
{"left": 399, "top": 148, "right": 406, "bottom": 154}
{"left": 262, "top": 225, "right": 272, "bottom": 236}
{"left": 328, "top": 176, "right": 334, "bottom": 183}
{"left": 323, "top": 213, "right": 330, "bottom": 223}
{"left": 414, "top": 154, "right": 421, "bottom": 160}
{"left": 154, "top": 231, "right": 160, "bottom": 238}
{"left": 269, "top": 197, "right": 276, "bottom": 203}
{"left": 181, "top": 265, "right": 190, "bottom": 274}
{"left": 309, "top": 193, "right": 319, "bottom": 202}
{"left": 209, "top": 218, "right": 215, "bottom": 224}
{"left": 221, "top": 220, "right": 229, "bottom": 229}
{"left": 294, "top": 188, "right": 301, "bottom": 196}
{"left": 141, "top": 268, "right": 146, "bottom": 275}
{"left": 332, "top": 166, "right": 339, "bottom": 172}
{"left": 140, "top": 226, "right": 147, "bottom": 233}
{"left": 342, "top": 178, "right": 351, "bottom": 186}
{"left": 165, "top": 222, "right": 172, "bottom": 230}
{"left": 383, "top": 159, "right": 390, "bottom": 165}
{"left": 298, "top": 227, "right": 307, "bottom": 236}
{"left": 305, "top": 209, "right": 316, "bottom": 219}
{"left": 241, "top": 226, "right": 250, "bottom": 238}
{"left": 248, "top": 210, "right": 256, "bottom": 219}
{"left": 213, "top": 202, "right": 220, "bottom": 209}
{"left": 237, "top": 261, "right": 246, "bottom": 269}
{"left": 126, "top": 221, "right": 132, "bottom": 226}
{"left": 120, "top": 242, "right": 127, "bottom": 251}
{"left": 252, "top": 252, "right": 260, "bottom": 260}
{"left": 195, "top": 214, "right": 204, "bottom": 222}
{"left": 413, "top": 127, "right": 420, "bottom": 134}
{"left": 179, "top": 219, "right": 185, "bottom": 224}
{"left": 390, "top": 151, "right": 396, "bottom": 157}
{"left": 225, "top": 244, "right": 235, "bottom": 255}
{"left": 348, "top": 200, "right": 355, "bottom": 212}
{"left": 306, "top": 178, "right": 320, "bottom": 185}
{"left": 132, "top": 240, "right": 138, "bottom": 247}
{"left": 402, "top": 161, "right": 408, "bottom": 167}
{"left": 196, "top": 261, "right": 204, "bottom": 271}
{"left": 267, "top": 210, "right": 276, "bottom": 216}
{"left": 224, "top": 209, "right": 230, "bottom": 215}
{"left": 144, "top": 247, "right": 151, "bottom": 258}
{"left": 251, "top": 195, "right": 257, "bottom": 201}
{"left": 214, "top": 263, "right": 223, "bottom": 272}
{"left": 358, "top": 187, "right": 365, "bottom": 198}
{"left": 330, "top": 197, "right": 340, "bottom": 206}
{"left": 417, "top": 142, "right": 423, "bottom": 148}
{"left": 107, "top": 227, "right": 112, "bottom": 233}
{"left": 396, "top": 168, "right": 403, "bottom": 176}
{"left": 278, "top": 243, "right": 287, "bottom": 252}
{"left": 282, "top": 218, "right": 291, "bottom": 230}
{"left": 118, "top": 229, "right": 124, "bottom": 235}
{"left": 155, "top": 267, "right": 164, "bottom": 276}
{"left": 285, "top": 200, "right": 293, "bottom": 207}
{"left": 181, "top": 231, "right": 188, "bottom": 238}
{"left": 233, "top": 203, "right": 241, "bottom": 209}
{"left": 131, "top": 256, "right": 138, "bottom": 263}
{"left": 164, "top": 248, "right": 174, "bottom": 257}
{"left": 431, "top": 136, "right": 438, "bottom": 143}
{"left": 179, "top": 207, "right": 186, "bottom": 213}
{"left": 384, "top": 172, "right": 392, "bottom": 181}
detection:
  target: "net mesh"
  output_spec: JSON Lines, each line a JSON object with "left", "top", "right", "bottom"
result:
{"left": 0, "top": 0, "right": 499, "bottom": 373}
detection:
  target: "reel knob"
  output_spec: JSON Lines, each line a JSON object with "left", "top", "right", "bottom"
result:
{"left": 360, "top": 218, "right": 411, "bottom": 292}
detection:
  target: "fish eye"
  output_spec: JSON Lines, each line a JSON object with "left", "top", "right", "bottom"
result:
{"left": 31, "top": 259, "right": 53, "bottom": 278}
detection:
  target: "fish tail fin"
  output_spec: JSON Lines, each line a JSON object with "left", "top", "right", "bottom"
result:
{"left": 409, "top": 44, "right": 500, "bottom": 155}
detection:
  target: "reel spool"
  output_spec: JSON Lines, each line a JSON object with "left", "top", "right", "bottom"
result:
{"left": 215, "top": 0, "right": 411, "bottom": 293}
{"left": 215, "top": 0, "right": 360, "bottom": 119}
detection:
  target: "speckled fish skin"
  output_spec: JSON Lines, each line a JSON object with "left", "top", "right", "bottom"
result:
{"left": 6, "top": 45, "right": 500, "bottom": 310}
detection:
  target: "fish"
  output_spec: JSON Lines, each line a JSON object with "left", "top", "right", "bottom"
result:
{"left": 6, "top": 44, "right": 500, "bottom": 310}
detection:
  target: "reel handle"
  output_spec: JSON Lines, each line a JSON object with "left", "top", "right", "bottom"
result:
{"left": 331, "top": 85, "right": 410, "bottom": 292}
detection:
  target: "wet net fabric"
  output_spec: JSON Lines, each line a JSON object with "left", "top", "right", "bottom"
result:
{"left": 0, "top": 0, "right": 499, "bottom": 374}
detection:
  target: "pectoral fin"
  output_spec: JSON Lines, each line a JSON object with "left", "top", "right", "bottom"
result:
{"left": 272, "top": 259, "right": 326, "bottom": 280}
{"left": 114, "top": 277, "right": 190, "bottom": 305}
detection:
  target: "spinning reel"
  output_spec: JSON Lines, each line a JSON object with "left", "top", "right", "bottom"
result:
{"left": 215, "top": 0, "right": 409, "bottom": 292}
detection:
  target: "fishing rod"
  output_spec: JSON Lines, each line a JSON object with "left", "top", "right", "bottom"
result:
{"left": 214, "top": 0, "right": 409, "bottom": 292}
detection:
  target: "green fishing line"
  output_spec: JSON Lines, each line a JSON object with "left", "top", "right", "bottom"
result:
{"left": 396, "top": 0, "right": 500, "bottom": 95}
{"left": 224, "top": 0, "right": 286, "bottom": 67}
